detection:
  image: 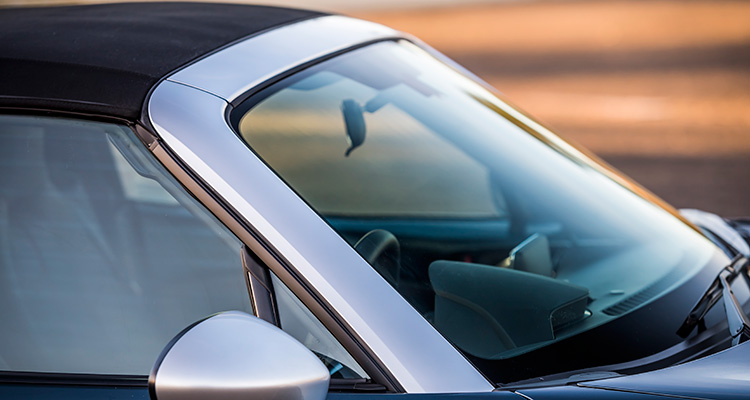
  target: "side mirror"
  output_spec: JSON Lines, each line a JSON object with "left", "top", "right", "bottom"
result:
{"left": 150, "top": 311, "right": 330, "bottom": 400}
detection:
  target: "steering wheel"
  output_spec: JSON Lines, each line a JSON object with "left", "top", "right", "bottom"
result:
{"left": 354, "top": 229, "right": 401, "bottom": 288}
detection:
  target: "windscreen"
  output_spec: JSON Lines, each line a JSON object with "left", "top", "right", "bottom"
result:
{"left": 235, "top": 40, "right": 724, "bottom": 382}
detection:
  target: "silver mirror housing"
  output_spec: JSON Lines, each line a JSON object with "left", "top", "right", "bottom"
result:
{"left": 149, "top": 311, "right": 330, "bottom": 400}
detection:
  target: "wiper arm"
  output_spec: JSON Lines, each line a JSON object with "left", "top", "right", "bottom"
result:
{"left": 719, "top": 271, "right": 750, "bottom": 345}
{"left": 677, "top": 255, "right": 750, "bottom": 345}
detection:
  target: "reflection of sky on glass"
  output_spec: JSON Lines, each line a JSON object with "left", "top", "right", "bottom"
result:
{"left": 239, "top": 40, "right": 715, "bottom": 273}
{"left": 240, "top": 44, "right": 498, "bottom": 217}
{"left": 236, "top": 39, "right": 723, "bottom": 366}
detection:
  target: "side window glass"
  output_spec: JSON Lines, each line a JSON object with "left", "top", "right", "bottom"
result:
{"left": 271, "top": 273, "right": 368, "bottom": 379}
{"left": 0, "top": 115, "right": 251, "bottom": 375}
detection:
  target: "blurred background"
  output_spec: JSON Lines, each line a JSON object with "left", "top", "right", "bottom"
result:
{"left": 4, "top": 0, "right": 749, "bottom": 217}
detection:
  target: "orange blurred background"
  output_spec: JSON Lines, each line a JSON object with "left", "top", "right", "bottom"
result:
{"left": 3, "top": 0, "right": 749, "bottom": 216}
{"left": 356, "top": 0, "right": 750, "bottom": 217}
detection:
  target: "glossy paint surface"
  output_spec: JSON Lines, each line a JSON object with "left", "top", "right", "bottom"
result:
{"left": 0, "top": 385, "right": 149, "bottom": 400}
{"left": 0, "top": 385, "right": 528, "bottom": 400}
{"left": 580, "top": 340, "right": 750, "bottom": 399}
{"left": 518, "top": 386, "right": 673, "bottom": 400}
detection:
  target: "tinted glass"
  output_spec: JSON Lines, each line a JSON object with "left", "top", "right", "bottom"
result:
{"left": 236, "top": 41, "right": 726, "bottom": 382}
{"left": 271, "top": 273, "right": 368, "bottom": 379}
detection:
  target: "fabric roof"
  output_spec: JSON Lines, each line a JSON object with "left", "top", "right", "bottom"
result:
{"left": 0, "top": 2, "right": 325, "bottom": 120}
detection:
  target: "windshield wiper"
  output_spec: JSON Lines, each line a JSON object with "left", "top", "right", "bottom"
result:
{"left": 677, "top": 255, "right": 750, "bottom": 345}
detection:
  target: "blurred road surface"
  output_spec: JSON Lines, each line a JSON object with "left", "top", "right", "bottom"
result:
{"left": 357, "top": 0, "right": 750, "bottom": 217}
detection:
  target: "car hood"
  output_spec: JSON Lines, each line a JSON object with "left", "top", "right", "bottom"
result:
{"left": 580, "top": 340, "right": 750, "bottom": 399}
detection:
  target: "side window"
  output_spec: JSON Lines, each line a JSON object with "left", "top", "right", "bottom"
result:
{"left": 0, "top": 115, "right": 251, "bottom": 375}
{"left": 270, "top": 273, "right": 368, "bottom": 379}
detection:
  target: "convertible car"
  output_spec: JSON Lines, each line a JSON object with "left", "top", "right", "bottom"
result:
{"left": 1, "top": 2, "right": 749, "bottom": 399}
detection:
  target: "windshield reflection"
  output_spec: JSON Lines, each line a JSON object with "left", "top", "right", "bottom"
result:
{"left": 236, "top": 40, "right": 725, "bottom": 381}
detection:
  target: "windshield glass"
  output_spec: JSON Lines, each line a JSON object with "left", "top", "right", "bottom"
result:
{"left": 234, "top": 40, "right": 725, "bottom": 382}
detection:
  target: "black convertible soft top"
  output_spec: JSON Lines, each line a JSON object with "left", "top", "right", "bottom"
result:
{"left": 0, "top": 2, "right": 325, "bottom": 121}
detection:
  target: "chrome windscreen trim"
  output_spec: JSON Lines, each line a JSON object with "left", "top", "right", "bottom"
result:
{"left": 167, "top": 15, "right": 398, "bottom": 104}
{"left": 148, "top": 16, "right": 493, "bottom": 394}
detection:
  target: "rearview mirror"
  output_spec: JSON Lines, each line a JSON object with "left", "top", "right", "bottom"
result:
{"left": 150, "top": 311, "right": 330, "bottom": 400}
{"left": 341, "top": 99, "right": 366, "bottom": 157}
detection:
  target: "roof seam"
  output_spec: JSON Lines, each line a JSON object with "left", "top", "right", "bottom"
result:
{"left": 164, "top": 79, "right": 229, "bottom": 102}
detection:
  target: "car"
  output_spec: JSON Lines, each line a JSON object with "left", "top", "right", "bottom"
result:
{"left": 1, "top": 2, "right": 750, "bottom": 399}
